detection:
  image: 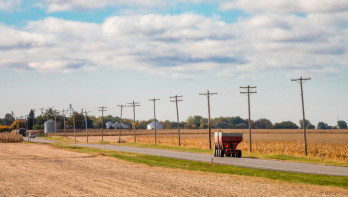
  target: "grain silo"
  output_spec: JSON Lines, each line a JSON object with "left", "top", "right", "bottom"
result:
{"left": 44, "top": 119, "right": 57, "bottom": 133}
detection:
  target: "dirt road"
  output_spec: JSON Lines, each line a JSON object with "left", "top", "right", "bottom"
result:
{"left": 0, "top": 143, "right": 347, "bottom": 197}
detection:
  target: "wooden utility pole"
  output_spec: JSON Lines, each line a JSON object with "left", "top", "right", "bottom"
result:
{"left": 199, "top": 90, "right": 217, "bottom": 149}
{"left": 84, "top": 110, "right": 91, "bottom": 144}
{"left": 170, "top": 95, "right": 183, "bottom": 146}
{"left": 39, "top": 108, "right": 44, "bottom": 134}
{"left": 128, "top": 101, "right": 140, "bottom": 143}
{"left": 68, "top": 104, "right": 76, "bottom": 142}
{"left": 291, "top": 77, "right": 311, "bottom": 156}
{"left": 149, "top": 98, "right": 160, "bottom": 144}
{"left": 240, "top": 85, "right": 257, "bottom": 153}
{"left": 61, "top": 109, "right": 67, "bottom": 137}
{"left": 53, "top": 109, "right": 59, "bottom": 133}
{"left": 117, "top": 105, "right": 127, "bottom": 143}
{"left": 98, "top": 106, "right": 107, "bottom": 142}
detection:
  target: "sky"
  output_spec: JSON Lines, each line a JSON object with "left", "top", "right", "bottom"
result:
{"left": 0, "top": 0, "right": 348, "bottom": 126}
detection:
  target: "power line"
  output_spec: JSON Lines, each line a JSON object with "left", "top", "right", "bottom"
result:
{"left": 170, "top": 95, "right": 183, "bottom": 146}
{"left": 291, "top": 76, "right": 311, "bottom": 156}
{"left": 98, "top": 106, "right": 107, "bottom": 142}
{"left": 199, "top": 90, "right": 217, "bottom": 150}
{"left": 128, "top": 101, "right": 140, "bottom": 143}
{"left": 149, "top": 98, "right": 160, "bottom": 144}
{"left": 240, "top": 85, "right": 257, "bottom": 153}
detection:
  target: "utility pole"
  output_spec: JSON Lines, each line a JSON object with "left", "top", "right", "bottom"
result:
{"left": 199, "top": 90, "right": 217, "bottom": 149}
{"left": 291, "top": 77, "right": 311, "bottom": 156}
{"left": 53, "top": 109, "right": 59, "bottom": 133}
{"left": 240, "top": 85, "right": 257, "bottom": 153}
{"left": 84, "top": 110, "right": 91, "bottom": 144}
{"left": 149, "top": 98, "right": 160, "bottom": 144}
{"left": 98, "top": 106, "right": 107, "bottom": 142}
{"left": 61, "top": 109, "right": 67, "bottom": 137}
{"left": 117, "top": 105, "right": 127, "bottom": 143}
{"left": 39, "top": 108, "right": 44, "bottom": 133}
{"left": 128, "top": 101, "right": 140, "bottom": 143}
{"left": 170, "top": 95, "right": 183, "bottom": 146}
{"left": 68, "top": 104, "right": 76, "bottom": 142}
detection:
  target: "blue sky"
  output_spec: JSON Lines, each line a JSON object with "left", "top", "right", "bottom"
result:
{"left": 1, "top": 0, "right": 348, "bottom": 126}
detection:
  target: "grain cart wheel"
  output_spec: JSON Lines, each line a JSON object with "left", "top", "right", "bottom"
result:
{"left": 237, "top": 150, "right": 242, "bottom": 158}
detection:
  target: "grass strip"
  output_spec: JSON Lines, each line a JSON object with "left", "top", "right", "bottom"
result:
{"left": 49, "top": 143, "right": 348, "bottom": 189}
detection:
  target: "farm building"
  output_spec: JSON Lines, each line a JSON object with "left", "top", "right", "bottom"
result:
{"left": 106, "top": 121, "right": 114, "bottom": 129}
{"left": 147, "top": 121, "right": 163, "bottom": 130}
{"left": 44, "top": 119, "right": 57, "bottom": 133}
{"left": 113, "top": 122, "right": 129, "bottom": 129}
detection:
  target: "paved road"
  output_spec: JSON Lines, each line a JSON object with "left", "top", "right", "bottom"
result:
{"left": 28, "top": 138, "right": 348, "bottom": 176}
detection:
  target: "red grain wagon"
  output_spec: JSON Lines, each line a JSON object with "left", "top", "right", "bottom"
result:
{"left": 214, "top": 132, "right": 243, "bottom": 157}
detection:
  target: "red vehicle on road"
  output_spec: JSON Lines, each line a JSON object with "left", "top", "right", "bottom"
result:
{"left": 214, "top": 132, "right": 243, "bottom": 157}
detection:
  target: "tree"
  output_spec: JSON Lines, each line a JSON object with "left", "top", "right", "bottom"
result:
{"left": 337, "top": 120, "right": 347, "bottom": 129}
{"left": 27, "top": 110, "right": 35, "bottom": 130}
{"left": 186, "top": 115, "right": 202, "bottom": 128}
{"left": 3, "top": 113, "right": 15, "bottom": 126}
{"left": 299, "top": 119, "right": 315, "bottom": 129}
{"left": 273, "top": 121, "right": 299, "bottom": 129}
{"left": 254, "top": 119, "right": 273, "bottom": 129}
{"left": 317, "top": 122, "right": 329, "bottom": 129}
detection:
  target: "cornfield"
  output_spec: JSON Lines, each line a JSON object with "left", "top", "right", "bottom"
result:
{"left": 51, "top": 129, "right": 348, "bottom": 162}
{"left": 0, "top": 133, "right": 23, "bottom": 143}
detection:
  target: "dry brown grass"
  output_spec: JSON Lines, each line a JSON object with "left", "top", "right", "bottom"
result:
{"left": 0, "top": 133, "right": 23, "bottom": 143}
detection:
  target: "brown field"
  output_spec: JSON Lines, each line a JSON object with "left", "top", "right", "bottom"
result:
{"left": 1, "top": 143, "right": 347, "bottom": 197}
{"left": 60, "top": 129, "right": 348, "bottom": 162}
{"left": 0, "top": 133, "right": 23, "bottom": 143}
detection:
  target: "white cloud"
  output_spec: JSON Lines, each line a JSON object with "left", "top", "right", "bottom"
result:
{"left": 220, "top": 0, "right": 348, "bottom": 14}
{"left": 0, "top": 12, "right": 347, "bottom": 78}
{"left": 36, "top": 0, "right": 166, "bottom": 12}
{"left": 0, "top": 0, "right": 21, "bottom": 11}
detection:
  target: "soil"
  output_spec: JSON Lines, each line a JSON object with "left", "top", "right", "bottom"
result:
{"left": 0, "top": 143, "right": 347, "bottom": 197}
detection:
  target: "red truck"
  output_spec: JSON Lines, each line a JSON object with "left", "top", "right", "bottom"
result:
{"left": 214, "top": 132, "right": 243, "bottom": 157}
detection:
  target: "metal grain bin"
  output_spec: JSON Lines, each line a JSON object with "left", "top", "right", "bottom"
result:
{"left": 44, "top": 119, "right": 57, "bottom": 133}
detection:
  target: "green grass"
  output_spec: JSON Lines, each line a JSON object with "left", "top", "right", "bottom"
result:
{"left": 39, "top": 136, "right": 348, "bottom": 167}
{"left": 48, "top": 143, "right": 348, "bottom": 189}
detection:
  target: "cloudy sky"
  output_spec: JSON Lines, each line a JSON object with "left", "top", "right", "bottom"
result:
{"left": 1, "top": 0, "right": 348, "bottom": 126}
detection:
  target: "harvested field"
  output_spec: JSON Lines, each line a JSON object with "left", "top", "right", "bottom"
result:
{"left": 0, "top": 133, "right": 23, "bottom": 143}
{"left": 0, "top": 143, "right": 347, "bottom": 197}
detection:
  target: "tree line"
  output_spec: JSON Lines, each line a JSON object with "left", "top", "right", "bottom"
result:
{"left": 0, "top": 108, "right": 347, "bottom": 130}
